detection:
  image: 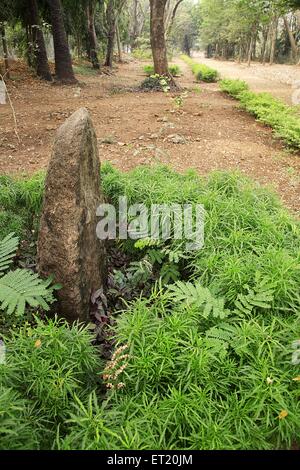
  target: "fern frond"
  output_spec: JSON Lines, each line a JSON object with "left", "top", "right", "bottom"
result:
{"left": 234, "top": 273, "right": 275, "bottom": 316}
{"left": 0, "top": 233, "right": 19, "bottom": 275}
{"left": 0, "top": 269, "right": 54, "bottom": 317}
{"left": 167, "top": 281, "right": 229, "bottom": 319}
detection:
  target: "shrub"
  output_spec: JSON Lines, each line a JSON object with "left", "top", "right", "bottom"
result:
{"left": 0, "top": 385, "right": 44, "bottom": 450}
{"left": 132, "top": 48, "right": 153, "bottom": 61}
{"left": 0, "top": 210, "right": 25, "bottom": 240}
{"left": 143, "top": 64, "right": 181, "bottom": 77}
{"left": 58, "top": 288, "right": 300, "bottom": 449}
{"left": 140, "top": 74, "right": 170, "bottom": 92}
{"left": 0, "top": 317, "right": 101, "bottom": 448}
{"left": 220, "top": 78, "right": 249, "bottom": 97}
{"left": 181, "top": 55, "right": 218, "bottom": 82}
{"left": 220, "top": 78, "right": 300, "bottom": 149}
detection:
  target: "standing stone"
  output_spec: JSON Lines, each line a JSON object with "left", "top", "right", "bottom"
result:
{"left": 38, "top": 107, "right": 106, "bottom": 323}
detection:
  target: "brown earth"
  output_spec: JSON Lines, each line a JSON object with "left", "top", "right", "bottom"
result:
{"left": 0, "top": 57, "right": 299, "bottom": 214}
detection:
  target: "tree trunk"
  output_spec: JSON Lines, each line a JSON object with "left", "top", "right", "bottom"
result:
{"left": 104, "top": 0, "right": 116, "bottom": 67}
{"left": 130, "top": 0, "right": 139, "bottom": 50}
{"left": 87, "top": 1, "right": 100, "bottom": 69}
{"left": 47, "top": 0, "right": 76, "bottom": 83}
{"left": 116, "top": 21, "right": 122, "bottom": 62}
{"left": 150, "top": 0, "right": 168, "bottom": 75}
{"left": 0, "top": 23, "right": 10, "bottom": 79}
{"left": 247, "top": 35, "right": 254, "bottom": 66}
{"left": 283, "top": 15, "right": 298, "bottom": 63}
{"left": 269, "top": 16, "right": 278, "bottom": 66}
{"left": 261, "top": 25, "right": 269, "bottom": 64}
{"left": 28, "top": 0, "right": 52, "bottom": 81}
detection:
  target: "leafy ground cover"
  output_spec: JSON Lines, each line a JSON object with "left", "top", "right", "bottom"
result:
{"left": 181, "top": 55, "right": 219, "bottom": 82}
{"left": 220, "top": 78, "right": 300, "bottom": 149}
{"left": 0, "top": 165, "right": 299, "bottom": 449}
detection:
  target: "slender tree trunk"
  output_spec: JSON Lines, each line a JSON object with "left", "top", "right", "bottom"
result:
{"left": 283, "top": 15, "right": 298, "bottom": 63}
{"left": 131, "top": 0, "right": 139, "bottom": 50}
{"left": 238, "top": 42, "right": 242, "bottom": 63}
{"left": 104, "top": 0, "right": 116, "bottom": 67}
{"left": 269, "top": 16, "right": 278, "bottom": 65}
{"left": 28, "top": 0, "right": 52, "bottom": 81}
{"left": 247, "top": 35, "right": 254, "bottom": 66}
{"left": 150, "top": 0, "right": 168, "bottom": 75}
{"left": 261, "top": 26, "right": 268, "bottom": 64}
{"left": 87, "top": 1, "right": 100, "bottom": 69}
{"left": 0, "top": 23, "right": 10, "bottom": 79}
{"left": 47, "top": 0, "right": 76, "bottom": 83}
{"left": 116, "top": 21, "right": 122, "bottom": 62}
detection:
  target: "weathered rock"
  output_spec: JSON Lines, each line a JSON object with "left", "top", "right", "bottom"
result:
{"left": 38, "top": 107, "right": 106, "bottom": 323}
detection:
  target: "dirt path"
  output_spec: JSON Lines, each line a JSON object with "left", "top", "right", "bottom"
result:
{"left": 0, "top": 58, "right": 299, "bottom": 214}
{"left": 195, "top": 52, "right": 300, "bottom": 105}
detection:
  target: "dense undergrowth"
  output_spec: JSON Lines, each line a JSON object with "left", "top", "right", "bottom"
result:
{"left": 0, "top": 164, "right": 299, "bottom": 449}
{"left": 220, "top": 78, "right": 300, "bottom": 149}
{"left": 181, "top": 55, "right": 219, "bottom": 82}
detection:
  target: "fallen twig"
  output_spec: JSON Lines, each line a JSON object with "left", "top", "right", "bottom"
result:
{"left": 0, "top": 72, "right": 21, "bottom": 144}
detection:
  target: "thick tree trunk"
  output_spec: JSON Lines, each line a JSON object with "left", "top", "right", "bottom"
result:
{"left": 87, "top": 1, "right": 100, "bottom": 69}
{"left": 104, "top": 0, "right": 116, "bottom": 67}
{"left": 150, "top": 0, "right": 168, "bottom": 75}
{"left": 29, "top": 0, "right": 52, "bottom": 81}
{"left": 0, "top": 23, "right": 10, "bottom": 79}
{"left": 283, "top": 15, "right": 298, "bottom": 63}
{"left": 47, "top": 0, "right": 76, "bottom": 83}
{"left": 269, "top": 16, "right": 278, "bottom": 66}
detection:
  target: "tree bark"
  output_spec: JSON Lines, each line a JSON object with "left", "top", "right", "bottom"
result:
{"left": 269, "top": 16, "right": 278, "bottom": 66}
{"left": 261, "top": 25, "right": 269, "bottom": 65}
{"left": 29, "top": 0, "right": 52, "bottom": 81}
{"left": 87, "top": 1, "right": 100, "bottom": 69}
{"left": 116, "top": 21, "right": 122, "bottom": 62}
{"left": 47, "top": 0, "right": 76, "bottom": 83}
{"left": 247, "top": 35, "right": 254, "bottom": 66}
{"left": 283, "top": 15, "right": 298, "bottom": 63}
{"left": 0, "top": 23, "right": 10, "bottom": 79}
{"left": 150, "top": 0, "right": 169, "bottom": 75}
{"left": 104, "top": 0, "right": 116, "bottom": 67}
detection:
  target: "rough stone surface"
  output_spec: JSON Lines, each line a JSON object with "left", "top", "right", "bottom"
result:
{"left": 38, "top": 107, "right": 106, "bottom": 323}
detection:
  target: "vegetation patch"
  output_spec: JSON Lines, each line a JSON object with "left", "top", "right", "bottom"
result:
{"left": 143, "top": 64, "right": 181, "bottom": 77}
{"left": 0, "top": 165, "right": 300, "bottom": 449}
{"left": 181, "top": 55, "right": 219, "bottom": 82}
{"left": 220, "top": 78, "right": 300, "bottom": 149}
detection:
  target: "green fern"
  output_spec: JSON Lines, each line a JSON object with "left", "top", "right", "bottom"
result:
{"left": 0, "top": 233, "right": 56, "bottom": 318}
{"left": 205, "top": 323, "right": 239, "bottom": 359}
{"left": 234, "top": 273, "right": 275, "bottom": 316}
{"left": 167, "top": 281, "right": 229, "bottom": 319}
{"left": 0, "top": 233, "right": 19, "bottom": 274}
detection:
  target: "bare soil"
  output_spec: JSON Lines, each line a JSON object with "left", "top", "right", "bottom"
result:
{"left": 0, "top": 57, "right": 299, "bottom": 214}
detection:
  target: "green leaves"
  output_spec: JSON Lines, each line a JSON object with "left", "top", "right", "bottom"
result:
{"left": 0, "top": 269, "right": 55, "bottom": 317}
{"left": 168, "top": 280, "right": 229, "bottom": 319}
{"left": 221, "top": 79, "right": 300, "bottom": 149}
{"left": 0, "top": 233, "right": 57, "bottom": 319}
{"left": 181, "top": 55, "right": 219, "bottom": 82}
{"left": 0, "top": 233, "right": 19, "bottom": 274}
